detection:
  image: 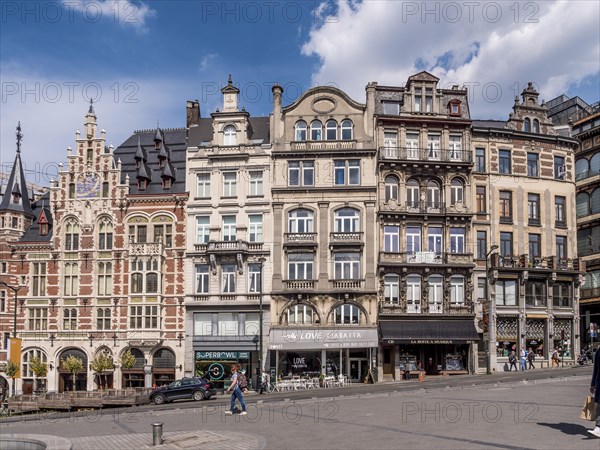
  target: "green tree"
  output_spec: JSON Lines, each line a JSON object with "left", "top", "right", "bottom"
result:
{"left": 30, "top": 356, "right": 48, "bottom": 394}
{"left": 5, "top": 360, "right": 19, "bottom": 398}
{"left": 119, "top": 349, "right": 136, "bottom": 388}
{"left": 61, "top": 355, "right": 84, "bottom": 392}
{"left": 90, "top": 351, "right": 114, "bottom": 389}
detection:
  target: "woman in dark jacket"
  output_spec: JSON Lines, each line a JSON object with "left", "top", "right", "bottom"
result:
{"left": 589, "top": 347, "right": 600, "bottom": 438}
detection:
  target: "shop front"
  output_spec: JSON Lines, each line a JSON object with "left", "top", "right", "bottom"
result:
{"left": 268, "top": 327, "right": 378, "bottom": 382}
{"left": 379, "top": 319, "right": 479, "bottom": 379}
{"left": 194, "top": 351, "right": 252, "bottom": 389}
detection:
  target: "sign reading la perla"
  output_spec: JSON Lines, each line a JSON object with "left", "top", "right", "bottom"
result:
{"left": 268, "top": 327, "right": 379, "bottom": 350}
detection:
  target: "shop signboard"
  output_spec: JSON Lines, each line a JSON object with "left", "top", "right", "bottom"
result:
{"left": 268, "top": 327, "right": 378, "bottom": 350}
{"left": 195, "top": 351, "right": 249, "bottom": 360}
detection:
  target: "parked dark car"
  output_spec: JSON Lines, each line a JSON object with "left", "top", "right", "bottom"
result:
{"left": 150, "top": 377, "right": 216, "bottom": 405}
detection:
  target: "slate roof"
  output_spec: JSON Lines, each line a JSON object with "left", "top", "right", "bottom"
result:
{"left": 114, "top": 128, "right": 188, "bottom": 195}
{"left": 0, "top": 149, "right": 34, "bottom": 218}
{"left": 187, "top": 116, "right": 270, "bottom": 147}
{"left": 19, "top": 192, "right": 53, "bottom": 243}
{"left": 471, "top": 120, "right": 507, "bottom": 129}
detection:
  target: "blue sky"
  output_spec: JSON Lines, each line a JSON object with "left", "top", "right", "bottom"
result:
{"left": 1, "top": 0, "right": 599, "bottom": 187}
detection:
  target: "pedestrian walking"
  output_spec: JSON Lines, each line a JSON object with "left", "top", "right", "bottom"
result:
{"left": 588, "top": 347, "right": 600, "bottom": 438}
{"left": 520, "top": 348, "right": 527, "bottom": 371}
{"left": 225, "top": 363, "right": 247, "bottom": 415}
{"left": 508, "top": 351, "right": 518, "bottom": 371}
{"left": 551, "top": 348, "right": 560, "bottom": 368}
{"left": 527, "top": 347, "right": 536, "bottom": 369}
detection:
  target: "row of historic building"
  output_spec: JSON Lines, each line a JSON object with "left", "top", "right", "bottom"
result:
{"left": 0, "top": 72, "right": 594, "bottom": 395}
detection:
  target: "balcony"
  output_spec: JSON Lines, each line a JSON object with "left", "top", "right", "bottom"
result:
{"left": 330, "top": 279, "right": 365, "bottom": 290}
{"left": 129, "top": 242, "right": 164, "bottom": 257}
{"left": 491, "top": 255, "right": 583, "bottom": 272}
{"left": 380, "top": 147, "right": 472, "bottom": 163}
{"left": 380, "top": 201, "right": 472, "bottom": 215}
{"left": 329, "top": 232, "right": 364, "bottom": 248}
{"left": 291, "top": 140, "right": 356, "bottom": 151}
{"left": 379, "top": 302, "right": 473, "bottom": 315}
{"left": 283, "top": 279, "right": 317, "bottom": 290}
{"left": 379, "top": 251, "right": 474, "bottom": 266}
{"left": 284, "top": 233, "right": 317, "bottom": 249}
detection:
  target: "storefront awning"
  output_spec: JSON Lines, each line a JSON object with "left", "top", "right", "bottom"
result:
{"left": 380, "top": 319, "right": 480, "bottom": 344}
{"left": 269, "top": 327, "right": 378, "bottom": 350}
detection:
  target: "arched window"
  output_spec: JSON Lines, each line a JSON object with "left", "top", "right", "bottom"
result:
{"left": 310, "top": 121, "right": 322, "bottom": 141}
{"left": 407, "top": 275, "right": 421, "bottom": 313}
{"left": 59, "top": 348, "right": 88, "bottom": 371}
{"left": 333, "top": 303, "right": 361, "bottom": 324}
{"left": 450, "top": 276, "right": 465, "bottom": 306}
{"left": 450, "top": 178, "right": 464, "bottom": 205}
{"left": 385, "top": 175, "right": 399, "bottom": 202}
{"left": 153, "top": 348, "right": 176, "bottom": 369}
{"left": 407, "top": 179, "right": 420, "bottom": 208}
{"left": 428, "top": 275, "right": 443, "bottom": 313}
{"left": 65, "top": 220, "right": 79, "bottom": 251}
{"left": 592, "top": 188, "right": 600, "bottom": 214}
{"left": 288, "top": 209, "right": 314, "bottom": 233}
{"left": 295, "top": 120, "right": 307, "bottom": 141}
{"left": 98, "top": 218, "right": 113, "bottom": 250}
{"left": 591, "top": 153, "right": 600, "bottom": 176}
{"left": 577, "top": 192, "right": 590, "bottom": 217}
{"left": 576, "top": 158, "right": 590, "bottom": 181}
{"left": 22, "top": 348, "right": 48, "bottom": 378}
{"left": 427, "top": 180, "right": 441, "bottom": 210}
{"left": 384, "top": 274, "right": 399, "bottom": 304}
{"left": 285, "top": 304, "right": 316, "bottom": 325}
{"left": 341, "top": 119, "right": 353, "bottom": 140}
{"left": 124, "top": 348, "right": 145, "bottom": 369}
{"left": 223, "top": 125, "right": 237, "bottom": 146}
{"left": 325, "top": 120, "right": 337, "bottom": 140}
{"left": 146, "top": 272, "right": 158, "bottom": 293}
{"left": 524, "top": 118, "right": 531, "bottom": 132}
{"left": 334, "top": 208, "right": 360, "bottom": 232}
{"left": 532, "top": 119, "right": 540, "bottom": 133}
{"left": 131, "top": 273, "right": 143, "bottom": 293}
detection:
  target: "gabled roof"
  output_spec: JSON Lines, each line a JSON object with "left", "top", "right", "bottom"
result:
{"left": 18, "top": 192, "right": 53, "bottom": 243}
{"left": 0, "top": 123, "right": 34, "bottom": 218}
{"left": 406, "top": 71, "right": 440, "bottom": 86}
{"left": 187, "top": 116, "right": 270, "bottom": 147}
{"left": 221, "top": 74, "right": 240, "bottom": 94}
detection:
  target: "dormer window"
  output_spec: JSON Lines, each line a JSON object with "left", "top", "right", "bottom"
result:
{"left": 162, "top": 178, "right": 172, "bottom": 190}
{"left": 532, "top": 119, "right": 540, "bottom": 133}
{"left": 223, "top": 125, "right": 237, "bottom": 146}
{"left": 12, "top": 193, "right": 20, "bottom": 204}
{"left": 448, "top": 100, "right": 461, "bottom": 116}
{"left": 158, "top": 159, "right": 166, "bottom": 169}
{"left": 138, "top": 179, "right": 148, "bottom": 191}
{"left": 524, "top": 118, "right": 531, "bottom": 132}
{"left": 40, "top": 223, "right": 48, "bottom": 236}
{"left": 87, "top": 149, "right": 93, "bottom": 163}
{"left": 383, "top": 101, "right": 400, "bottom": 115}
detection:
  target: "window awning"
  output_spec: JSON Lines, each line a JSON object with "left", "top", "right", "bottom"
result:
{"left": 380, "top": 319, "right": 480, "bottom": 344}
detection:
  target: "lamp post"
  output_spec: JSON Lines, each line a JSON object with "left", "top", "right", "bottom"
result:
{"left": 485, "top": 245, "right": 499, "bottom": 375}
{"left": 257, "top": 256, "right": 266, "bottom": 393}
{"left": 0, "top": 281, "right": 24, "bottom": 397}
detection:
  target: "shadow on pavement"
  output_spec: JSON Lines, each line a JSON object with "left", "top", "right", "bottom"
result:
{"left": 537, "top": 422, "right": 594, "bottom": 437}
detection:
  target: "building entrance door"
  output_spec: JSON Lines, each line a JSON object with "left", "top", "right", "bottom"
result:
{"left": 349, "top": 358, "right": 368, "bottom": 382}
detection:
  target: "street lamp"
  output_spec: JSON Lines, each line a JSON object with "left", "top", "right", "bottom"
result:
{"left": 485, "top": 245, "right": 499, "bottom": 375}
{"left": 0, "top": 281, "right": 24, "bottom": 338}
{"left": 257, "top": 256, "right": 266, "bottom": 393}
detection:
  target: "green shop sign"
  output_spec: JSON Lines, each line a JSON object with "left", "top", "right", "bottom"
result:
{"left": 195, "top": 351, "right": 249, "bottom": 360}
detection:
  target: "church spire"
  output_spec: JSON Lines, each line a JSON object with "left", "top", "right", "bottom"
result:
{"left": 0, "top": 123, "right": 34, "bottom": 217}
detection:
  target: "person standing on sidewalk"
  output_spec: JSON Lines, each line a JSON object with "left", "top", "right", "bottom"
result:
{"left": 551, "top": 348, "right": 560, "bottom": 368}
{"left": 508, "top": 351, "right": 518, "bottom": 371}
{"left": 588, "top": 346, "right": 600, "bottom": 438}
{"left": 225, "top": 363, "right": 247, "bottom": 416}
{"left": 527, "top": 347, "right": 536, "bottom": 369}
{"left": 520, "top": 348, "right": 527, "bottom": 371}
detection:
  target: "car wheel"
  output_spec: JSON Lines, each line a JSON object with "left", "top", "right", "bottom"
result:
{"left": 153, "top": 394, "right": 166, "bottom": 405}
{"left": 193, "top": 390, "right": 205, "bottom": 401}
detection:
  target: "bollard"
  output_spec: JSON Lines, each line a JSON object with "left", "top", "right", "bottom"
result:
{"left": 152, "top": 422, "right": 164, "bottom": 446}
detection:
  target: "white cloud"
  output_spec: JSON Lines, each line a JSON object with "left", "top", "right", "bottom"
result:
{"left": 200, "top": 53, "right": 219, "bottom": 72}
{"left": 302, "top": 0, "right": 600, "bottom": 118}
{"left": 61, "top": 0, "right": 157, "bottom": 33}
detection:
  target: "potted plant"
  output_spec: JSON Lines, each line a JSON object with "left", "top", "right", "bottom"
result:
{"left": 319, "top": 373, "right": 325, "bottom": 387}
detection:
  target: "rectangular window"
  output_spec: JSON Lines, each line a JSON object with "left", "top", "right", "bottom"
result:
{"left": 529, "top": 234, "right": 541, "bottom": 258}
{"left": 428, "top": 227, "right": 443, "bottom": 254}
{"left": 553, "top": 282, "right": 572, "bottom": 307}
{"left": 32, "top": 262, "right": 47, "bottom": 297}
{"left": 97, "top": 307, "right": 111, "bottom": 330}
{"left": 195, "top": 216, "right": 210, "bottom": 244}
{"left": 477, "top": 231, "right": 487, "bottom": 259}
{"left": 528, "top": 193, "right": 540, "bottom": 224}
{"left": 450, "top": 278, "right": 465, "bottom": 305}
{"left": 63, "top": 263, "right": 79, "bottom": 297}
{"left": 427, "top": 134, "right": 440, "bottom": 160}
{"left": 383, "top": 131, "right": 397, "bottom": 149}
{"left": 222, "top": 264, "right": 236, "bottom": 293}
{"left": 406, "top": 226, "right": 421, "bottom": 253}
{"left": 425, "top": 88, "right": 433, "bottom": 112}
{"left": 97, "top": 262, "right": 112, "bottom": 296}
{"left": 69, "top": 183, "right": 75, "bottom": 199}
{"left": 223, "top": 172, "right": 237, "bottom": 197}
{"left": 449, "top": 136, "right": 462, "bottom": 160}
{"left": 0, "top": 262, "right": 6, "bottom": 274}
{"left": 525, "top": 281, "right": 546, "bottom": 307}
{"left": 384, "top": 226, "right": 399, "bottom": 253}
{"left": 500, "top": 232, "right": 513, "bottom": 257}
{"left": 334, "top": 253, "right": 360, "bottom": 279}
{"left": 450, "top": 228, "right": 465, "bottom": 254}
{"left": 499, "top": 150, "right": 511, "bottom": 174}
{"left": 248, "top": 214, "right": 263, "bottom": 242}
{"left": 222, "top": 216, "right": 236, "bottom": 241}
{"left": 129, "top": 305, "right": 159, "bottom": 329}
{"left": 153, "top": 224, "right": 172, "bottom": 247}
{"left": 249, "top": 171, "right": 263, "bottom": 196}
{"left": 475, "top": 148, "right": 486, "bottom": 172}
{"left": 499, "top": 191, "right": 513, "bottom": 222}
{"left": 194, "top": 313, "right": 213, "bottom": 336}
{"left": 334, "top": 160, "right": 360, "bottom": 186}
{"left": 28, "top": 308, "right": 48, "bottom": 331}
{"left": 248, "top": 264, "right": 262, "bottom": 293}
{"left": 288, "top": 161, "right": 314, "bottom": 186}
{"left": 476, "top": 186, "right": 486, "bottom": 213}
{"left": 384, "top": 276, "right": 399, "bottom": 304}
{"left": 195, "top": 264, "right": 209, "bottom": 294}
{"left": 414, "top": 94, "right": 422, "bottom": 112}
{"left": 63, "top": 308, "right": 77, "bottom": 330}
{"left": 477, "top": 277, "right": 487, "bottom": 300}
{"left": 556, "top": 236, "right": 567, "bottom": 259}
{"left": 102, "top": 182, "right": 109, "bottom": 197}
{"left": 129, "top": 225, "right": 147, "bottom": 243}
{"left": 527, "top": 153, "right": 539, "bottom": 177}
{"left": 555, "top": 196, "right": 566, "bottom": 226}
{"left": 244, "top": 313, "right": 260, "bottom": 335}
{"left": 496, "top": 280, "right": 517, "bottom": 306}
{"left": 383, "top": 101, "right": 400, "bottom": 115}
{"left": 554, "top": 156, "right": 566, "bottom": 179}
{"left": 406, "top": 132, "right": 419, "bottom": 159}
{"left": 217, "top": 313, "right": 238, "bottom": 336}
{"left": 196, "top": 173, "right": 211, "bottom": 198}
{"left": 0, "top": 290, "right": 5, "bottom": 313}
{"left": 288, "top": 253, "right": 313, "bottom": 280}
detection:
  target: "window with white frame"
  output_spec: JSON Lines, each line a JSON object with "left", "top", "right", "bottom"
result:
{"left": 334, "top": 160, "right": 360, "bottom": 185}
{"left": 406, "top": 132, "right": 419, "bottom": 159}
{"left": 384, "top": 131, "right": 398, "bottom": 157}
{"left": 98, "top": 218, "right": 113, "bottom": 250}
{"left": 384, "top": 274, "right": 399, "bottom": 304}
{"left": 222, "top": 264, "right": 236, "bottom": 293}
{"left": 63, "top": 262, "right": 78, "bottom": 296}
{"left": 428, "top": 275, "right": 443, "bottom": 312}
{"left": 194, "top": 313, "right": 213, "bottom": 336}
{"left": 385, "top": 175, "right": 399, "bottom": 202}
{"left": 407, "top": 275, "right": 421, "bottom": 311}
{"left": 288, "top": 209, "right": 314, "bottom": 233}
{"left": 384, "top": 226, "right": 399, "bottom": 252}
{"left": 248, "top": 214, "right": 263, "bottom": 242}
{"left": 32, "top": 262, "right": 47, "bottom": 297}
{"left": 248, "top": 263, "right": 262, "bottom": 293}
{"left": 477, "top": 277, "right": 487, "bottom": 299}
{"left": 427, "top": 181, "right": 441, "bottom": 209}
{"left": 130, "top": 258, "right": 159, "bottom": 294}
{"left": 341, "top": 119, "right": 353, "bottom": 140}
{"left": 223, "top": 125, "right": 237, "bottom": 146}
{"left": 295, "top": 120, "right": 307, "bottom": 141}
{"left": 425, "top": 88, "right": 433, "bottom": 112}
{"left": 97, "top": 262, "right": 112, "bottom": 296}
{"left": 218, "top": 313, "right": 239, "bottom": 335}
{"left": 427, "top": 227, "right": 443, "bottom": 253}
{"left": 22, "top": 349, "right": 47, "bottom": 377}
{"left": 288, "top": 253, "right": 313, "bottom": 280}
{"left": 63, "top": 308, "right": 77, "bottom": 330}
{"left": 334, "top": 208, "right": 360, "bottom": 232}
{"left": 449, "top": 136, "right": 462, "bottom": 160}
{"left": 195, "top": 216, "right": 210, "bottom": 244}
{"left": 249, "top": 171, "right": 263, "bottom": 196}
{"left": 310, "top": 121, "right": 322, "bottom": 140}
{"left": 197, "top": 173, "right": 211, "bottom": 198}
{"left": 407, "top": 179, "right": 420, "bottom": 207}
{"left": 326, "top": 120, "right": 337, "bottom": 140}
{"left": 195, "top": 264, "right": 209, "bottom": 294}
{"left": 288, "top": 161, "right": 314, "bottom": 186}
{"left": 383, "top": 101, "right": 401, "bottom": 115}
{"left": 333, "top": 304, "right": 361, "bottom": 324}
{"left": 65, "top": 221, "right": 79, "bottom": 251}
{"left": 97, "top": 307, "right": 111, "bottom": 330}
{"left": 427, "top": 134, "right": 440, "bottom": 159}
{"left": 406, "top": 226, "right": 421, "bottom": 253}
{"left": 496, "top": 280, "right": 517, "bottom": 306}
{"left": 153, "top": 222, "right": 172, "bottom": 247}
{"left": 450, "top": 178, "right": 464, "bottom": 205}
{"left": 28, "top": 307, "right": 47, "bottom": 330}
{"left": 222, "top": 215, "right": 236, "bottom": 241}
{"left": 222, "top": 172, "right": 237, "bottom": 197}
{"left": 334, "top": 253, "right": 360, "bottom": 279}
{"left": 286, "top": 304, "right": 316, "bottom": 325}
{"left": 450, "top": 276, "right": 465, "bottom": 306}
{"left": 414, "top": 89, "right": 422, "bottom": 112}
{"left": 129, "top": 305, "right": 159, "bottom": 329}
{"left": 450, "top": 228, "right": 465, "bottom": 253}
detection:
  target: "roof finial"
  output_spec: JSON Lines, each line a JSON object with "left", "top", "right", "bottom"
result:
{"left": 16, "top": 122, "right": 23, "bottom": 153}
{"left": 88, "top": 98, "right": 95, "bottom": 114}
{"left": 228, "top": 74, "right": 233, "bottom": 85}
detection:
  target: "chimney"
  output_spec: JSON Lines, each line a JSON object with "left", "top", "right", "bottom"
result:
{"left": 271, "top": 84, "right": 284, "bottom": 140}
{"left": 186, "top": 100, "right": 200, "bottom": 127}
